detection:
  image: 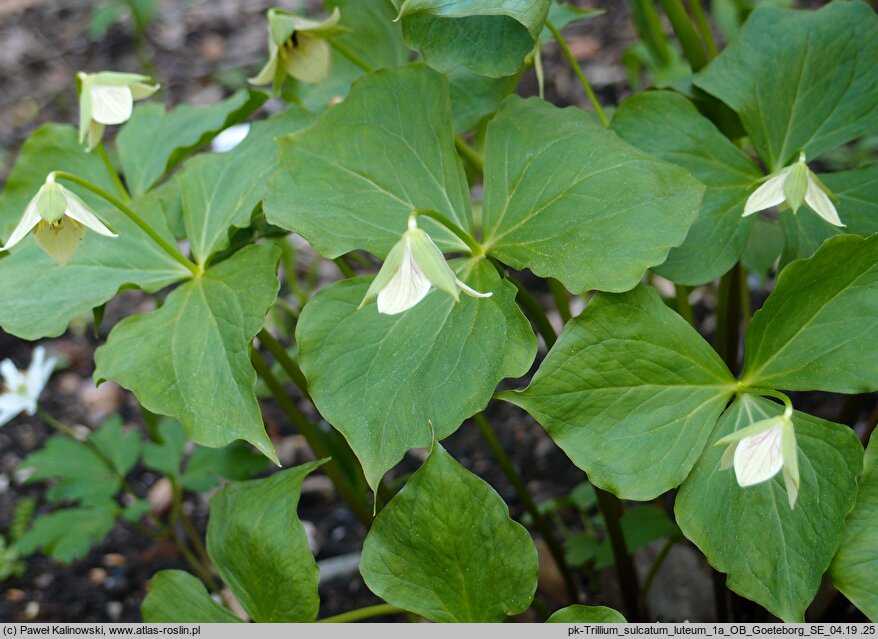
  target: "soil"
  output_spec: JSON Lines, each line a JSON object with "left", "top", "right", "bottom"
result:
{"left": 0, "top": 0, "right": 868, "bottom": 626}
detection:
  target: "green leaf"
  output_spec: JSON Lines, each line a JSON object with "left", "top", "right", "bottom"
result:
{"left": 694, "top": 1, "right": 878, "bottom": 171}
{"left": 178, "top": 108, "right": 315, "bottom": 265}
{"left": 449, "top": 67, "right": 519, "bottom": 134}
{"left": 117, "top": 90, "right": 266, "bottom": 196}
{"left": 611, "top": 91, "right": 762, "bottom": 285}
{"left": 265, "top": 64, "right": 472, "bottom": 257}
{"left": 121, "top": 499, "right": 152, "bottom": 522}
{"left": 777, "top": 206, "right": 844, "bottom": 270}
{"left": 0, "top": 125, "right": 190, "bottom": 340}
{"left": 675, "top": 395, "right": 862, "bottom": 622}
{"left": 360, "top": 444, "right": 538, "bottom": 622}
{"left": 181, "top": 442, "right": 269, "bottom": 492}
{"left": 481, "top": 96, "right": 704, "bottom": 294}
{"left": 547, "top": 605, "right": 626, "bottom": 623}
{"left": 297, "top": 259, "right": 535, "bottom": 489}
{"left": 20, "top": 436, "right": 120, "bottom": 506}
{"left": 206, "top": 462, "right": 323, "bottom": 622}
{"left": 594, "top": 505, "right": 682, "bottom": 569}
{"left": 500, "top": 285, "right": 736, "bottom": 500}
{"left": 94, "top": 244, "right": 281, "bottom": 462}
{"left": 292, "top": 0, "right": 409, "bottom": 112}
{"left": 741, "top": 234, "right": 878, "bottom": 393}
{"left": 741, "top": 218, "right": 783, "bottom": 281}
{"left": 141, "top": 570, "right": 242, "bottom": 623}
{"left": 830, "top": 430, "right": 878, "bottom": 621}
{"left": 17, "top": 503, "right": 118, "bottom": 562}
{"left": 390, "top": 0, "right": 550, "bottom": 78}
{"left": 90, "top": 415, "right": 142, "bottom": 476}
{"left": 142, "top": 418, "right": 187, "bottom": 480}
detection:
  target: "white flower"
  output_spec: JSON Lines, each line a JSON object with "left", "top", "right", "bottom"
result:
{"left": 77, "top": 71, "right": 159, "bottom": 151}
{"left": 1, "top": 174, "right": 117, "bottom": 265}
{"left": 0, "top": 347, "right": 57, "bottom": 427}
{"left": 360, "top": 217, "right": 492, "bottom": 315}
{"left": 743, "top": 152, "right": 843, "bottom": 227}
{"left": 716, "top": 411, "right": 800, "bottom": 509}
{"left": 249, "top": 8, "right": 341, "bottom": 92}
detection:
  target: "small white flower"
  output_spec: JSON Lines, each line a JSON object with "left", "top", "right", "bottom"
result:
{"left": 0, "top": 347, "right": 57, "bottom": 428}
{"left": 716, "top": 411, "right": 800, "bottom": 509}
{"left": 743, "top": 152, "right": 843, "bottom": 227}
{"left": 360, "top": 216, "right": 492, "bottom": 315}
{"left": 1, "top": 174, "right": 117, "bottom": 265}
{"left": 250, "top": 8, "right": 341, "bottom": 92}
{"left": 77, "top": 71, "right": 159, "bottom": 151}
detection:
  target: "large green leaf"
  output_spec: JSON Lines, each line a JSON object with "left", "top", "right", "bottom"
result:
{"left": 449, "top": 67, "right": 519, "bottom": 134}
{"left": 547, "top": 605, "right": 626, "bottom": 623}
{"left": 612, "top": 91, "right": 762, "bottom": 285}
{"left": 480, "top": 96, "right": 704, "bottom": 294}
{"left": 830, "top": 430, "right": 878, "bottom": 621}
{"left": 360, "top": 444, "right": 538, "bottom": 622}
{"left": 178, "top": 108, "right": 315, "bottom": 265}
{"left": 676, "top": 395, "right": 862, "bottom": 622}
{"left": 499, "top": 285, "right": 736, "bottom": 500}
{"left": 297, "top": 259, "right": 535, "bottom": 490}
{"left": 0, "top": 125, "right": 190, "bottom": 340}
{"left": 390, "top": 0, "right": 550, "bottom": 78}
{"left": 266, "top": 64, "right": 471, "bottom": 257}
{"left": 117, "top": 90, "right": 265, "bottom": 196}
{"left": 741, "top": 234, "right": 878, "bottom": 393}
{"left": 206, "top": 463, "right": 323, "bottom": 622}
{"left": 695, "top": 1, "right": 878, "bottom": 171}
{"left": 141, "top": 570, "right": 242, "bottom": 623}
{"left": 94, "top": 244, "right": 281, "bottom": 462}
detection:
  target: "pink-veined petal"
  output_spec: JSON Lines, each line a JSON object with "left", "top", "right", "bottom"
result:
{"left": 1, "top": 196, "right": 41, "bottom": 251}
{"left": 743, "top": 171, "right": 788, "bottom": 217}
{"left": 90, "top": 84, "right": 134, "bottom": 125}
{"left": 377, "top": 242, "right": 432, "bottom": 314}
{"left": 733, "top": 424, "right": 784, "bottom": 487}
{"left": 805, "top": 176, "right": 844, "bottom": 227}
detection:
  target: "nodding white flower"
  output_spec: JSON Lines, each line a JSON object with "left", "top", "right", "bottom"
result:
{"left": 0, "top": 347, "right": 57, "bottom": 428}
{"left": 359, "top": 217, "right": 492, "bottom": 315}
{"left": 249, "top": 8, "right": 341, "bottom": 92}
{"left": 716, "top": 411, "right": 800, "bottom": 509}
{"left": 743, "top": 152, "right": 843, "bottom": 227}
{"left": 77, "top": 71, "right": 159, "bottom": 151}
{"left": 1, "top": 174, "right": 117, "bottom": 265}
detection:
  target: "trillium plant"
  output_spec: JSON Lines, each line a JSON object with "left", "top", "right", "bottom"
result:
{"left": 1, "top": 0, "right": 877, "bottom": 625}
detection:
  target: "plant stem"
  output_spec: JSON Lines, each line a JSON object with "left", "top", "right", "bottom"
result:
{"left": 716, "top": 264, "right": 743, "bottom": 374}
{"left": 594, "top": 488, "right": 644, "bottom": 621}
{"left": 675, "top": 284, "right": 694, "bottom": 326}
{"left": 454, "top": 135, "right": 485, "bottom": 174}
{"left": 685, "top": 0, "right": 719, "bottom": 59}
{"left": 712, "top": 570, "right": 730, "bottom": 621}
{"left": 548, "top": 278, "right": 572, "bottom": 324}
{"left": 37, "top": 407, "right": 81, "bottom": 440}
{"left": 95, "top": 143, "right": 131, "bottom": 203}
{"left": 412, "top": 208, "right": 482, "bottom": 256}
{"left": 472, "top": 413, "right": 579, "bottom": 602}
{"left": 507, "top": 276, "right": 557, "bottom": 349}
{"left": 329, "top": 39, "right": 373, "bottom": 74}
{"left": 638, "top": 539, "right": 673, "bottom": 611}
{"left": 169, "top": 480, "right": 221, "bottom": 592}
{"left": 318, "top": 603, "right": 406, "bottom": 623}
{"left": 737, "top": 387, "right": 794, "bottom": 419}
{"left": 333, "top": 256, "right": 356, "bottom": 278}
{"left": 51, "top": 171, "right": 200, "bottom": 276}
{"left": 250, "top": 349, "right": 374, "bottom": 527}
{"left": 257, "top": 329, "right": 311, "bottom": 400}
{"left": 544, "top": 20, "right": 609, "bottom": 127}
{"left": 656, "top": 0, "right": 710, "bottom": 71}
{"left": 630, "top": 0, "right": 672, "bottom": 66}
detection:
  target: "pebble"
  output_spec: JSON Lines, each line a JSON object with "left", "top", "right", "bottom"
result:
{"left": 106, "top": 601, "right": 123, "bottom": 622}
{"left": 23, "top": 601, "right": 39, "bottom": 620}
{"left": 79, "top": 381, "right": 124, "bottom": 422}
{"left": 5, "top": 588, "right": 25, "bottom": 603}
{"left": 302, "top": 520, "right": 319, "bottom": 555}
{"left": 147, "top": 477, "right": 174, "bottom": 515}
{"left": 103, "top": 553, "right": 127, "bottom": 568}
{"left": 88, "top": 567, "right": 108, "bottom": 585}
{"left": 33, "top": 573, "right": 53, "bottom": 589}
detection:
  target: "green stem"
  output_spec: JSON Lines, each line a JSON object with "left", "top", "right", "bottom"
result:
{"left": 595, "top": 488, "right": 644, "bottom": 621}
{"left": 51, "top": 171, "right": 200, "bottom": 276}
{"left": 630, "top": 0, "right": 672, "bottom": 66}
{"left": 685, "top": 0, "right": 719, "bottom": 59}
{"left": 333, "top": 256, "right": 356, "bottom": 278}
{"left": 250, "top": 349, "right": 374, "bottom": 527}
{"left": 37, "top": 407, "right": 81, "bottom": 440}
{"left": 169, "top": 480, "right": 220, "bottom": 592}
{"left": 548, "top": 278, "right": 572, "bottom": 324}
{"left": 473, "top": 413, "right": 579, "bottom": 602}
{"left": 257, "top": 329, "right": 311, "bottom": 400}
{"left": 95, "top": 143, "right": 131, "bottom": 203}
{"left": 329, "top": 39, "right": 373, "bottom": 74}
{"left": 319, "top": 603, "right": 406, "bottom": 623}
{"left": 716, "top": 264, "right": 743, "bottom": 374}
{"left": 454, "top": 135, "right": 485, "bottom": 174}
{"left": 411, "top": 209, "right": 482, "bottom": 256}
{"left": 507, "top": 276, "right": 557, "bottom": 349}
{"left": 639, "top": 539, "right": 674, "bottom": 610}
{"left": 545, "top": 20, "right": 609, "bottom": 127}
{"left": 656, "top": 0, "right": 709, "bottom": 71}
{"left": 737, "top": 387, "right": 794, "bottom": 419}
{"left": 675, "top": 284, "right": 694, "bottom": 326}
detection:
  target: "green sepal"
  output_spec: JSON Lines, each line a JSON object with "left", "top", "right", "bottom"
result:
{"left": 407, "top": 228, "right": 458, "bottom": 301}
{"left": 783, "top": 161, "right": 808, "bottom": 213}
{"left": 36, "top": 182, "right": 65, "bottom": 224}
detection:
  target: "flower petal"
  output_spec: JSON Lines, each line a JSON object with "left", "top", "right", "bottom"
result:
{"left": 63, "top": 188, "right": 117, "bottom": 237}
{"left": 377, "top": 241, "right": 432, "bottom": 314}
{"left": 0, "top": 359, "right": 25, "bottom": 390}
{"left": 281, "top": 35, "right": 332, "bottom": 84}
{"left": 25, "top": 346, "right": 56, "bottom": 405}
{"left": 0, "top": 393, "right": 30, "bottom": 428}
{"left": 249, "top": 52, "right": 280, "bottom": 86}
{"left": 743, "top": 171, "right": 788, "bottom": 217}
{"left": 90, "top": 84, "right": 134, "bottom": 125}
{"left": 33, "top": 219, "right": 86, "bottom": 266}
{"left": 455, "top": 278, "right": 492, "bottom": 298}
{"left": 805, "top": 175, "right": 844, "bottom": 227}
{"left": 733, "top": 424, "right": 784, "bottom": 487}
{"left": 1, "top": 194, "right": 41, "bottom": 252}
